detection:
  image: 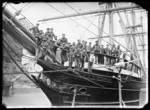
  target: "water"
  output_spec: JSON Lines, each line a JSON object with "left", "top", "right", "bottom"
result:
{"left": 2, "top": 88, "right": 51, "bottom": 108}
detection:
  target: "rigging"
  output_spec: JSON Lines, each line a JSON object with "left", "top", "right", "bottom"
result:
{"left": 64, "top": 3, "right": 142, "bottom": 58}
{"left": 46, "top": 3, "right": 137, "bottom": 59}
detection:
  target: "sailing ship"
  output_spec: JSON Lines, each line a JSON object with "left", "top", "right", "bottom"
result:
{"left": 2, "top": 2, "right": 147, "bottom": 107}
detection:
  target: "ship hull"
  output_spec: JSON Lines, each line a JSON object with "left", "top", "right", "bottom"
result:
{"left": 30, "top": 60, "right": 145, "bottom": 106}
{"left": 32, "top": 75, "right": 141, "bottom": 106}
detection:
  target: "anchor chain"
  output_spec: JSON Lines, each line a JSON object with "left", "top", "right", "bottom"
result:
{"left": 71, "top": 88, "right": 77, "bottom": 107}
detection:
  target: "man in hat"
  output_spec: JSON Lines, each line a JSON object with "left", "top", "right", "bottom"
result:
{"left": 75, "top": 39, "right": 83, "bottom": 68}
{"left": 93, "top": 40, "right": 100, "bottom": 64}
{"left": 68, "top": 42, "right": 76, "bottom": 68}
{"left": 45, "top": 28, "right": 51, "bottom": 38}
{"left": 45, "top": 28, "right": 56, "bottom": 41}
{"left": 41, "top": 41, "right": 53, "bottom": 63}
{"left": 60, "top": 43, "right": 69, "bottom": 66}
{"left": 111, "top": 44, "right": 117, "bottom": 65}
{"left": 51, "top": 28, "right": 57, "bottom": 40}
{"left": 74, "top": 46, "right": 81, "bottom": 69}
{"left": 88, "top": 50, "right": 95, "bottom": 73}
{"left": 36, "top": 30, "right": 44, "bottom": 45}
{"left": 30, "top": 23, "right": 40, "bottom": 37}
{"left": 86, "top": 42, "right": 92, "bottom": 62}
{"left": 104, "top": 44, "right": 111, "bottom": 65}
{"left": 76, "top": 39, "right": 83, "bottom": 49}
{"left": 80, "top": 48, "right": 88, "bottom": 71}
{"left": 116, "top": 45, "right": 122, "bottom": 62}
{"left": 60, "top": 34, "right": 68, "bottom": 44}
{"left": 99, "top": 45, "right": 105, "bottom": 64}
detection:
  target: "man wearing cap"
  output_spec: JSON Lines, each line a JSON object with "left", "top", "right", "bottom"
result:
{"left": 75, "top": 39, "right": 83, "bottom": 68}
{"left": 60, "top": 43, "right": 69, "bottom": 66}
{"left": 99, "top": 45, "right": 105, "bottom": 64}
{"left": 35, "top": 33, "right": 42, "bottom": 45}
{"left": 116, "top": 45, "right": 122, "bottom": 62}
{"left": 40, "top": 41, "right": 53, "bottom": 63}
{"left": 86, "top": 42, "right": 92, "bottom": 62}
{"left": 35, "top": 30, "right": 44, "bottom": 59}
{"left": 68, "top": 42, "right": 76, "bottom": 68}
{"left": 93, "top": 41, "right": 100, "bottom": 64}
{"left": 80, "top": 48, "right": 88, "bottom": 70}
{"left": 50, "top": 28, "right": 57, "bottom": 40}
{"left": 30, "top": 23, "right": 40, "bottom": 37}
{"left": 110, "top": 44, "right": 117, "bottom": 65}
{"left": 60, "top": 34, "right": 68, "bottom": 44}
{"left": 76, "top": 39, "right": 83, "bottom": 49}
{"left": 104, "top": 44, "right": 111, "bottom": 65}
{"left": 74, "top": 46, "right": 81, "bottom": 69}
{"left": 45, "top": 28, "right": 51, "bottom": 38}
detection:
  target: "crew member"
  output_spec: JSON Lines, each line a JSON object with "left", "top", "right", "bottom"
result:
{"left": 60, "top": 34, "right": 68, "bottom": 44}
{"left": 104, "top": 44, "right": 111, "bottom": 65}
{"left": 88, "top": 50, "right": 95, "bottom": 73}
{"left": 74, "top": 47, "right": 81, "bottom": 69}
{"left": 116, "top": 45, "right": 122, "bottom": 62}
{"left": 100, "top": 45, "right": 105, "bottom": 64}
{"left": 86, "top": 42, "right": 92, "bottom": 62}
{"left": 53, "top": 39, "right": 61, "bottom": 55}
{"left": 93, "top": 41, "right": 100, "bottom": 64}
{"left": 41, "top": 42, "right": 53, "bottom": 63}
{"left": 68, "top": 42, "right": 76, "bottom": 68}
{"left": 80, "top": 49, "right": 87, "bottom": 71}
{"left": 110, "top": 44, "right": 116, "bottom": 65}
{"left": 50, "top": 28, "right": 57, "bottom": 41}
{"left": 35, "top": 31, "right": 44, "bottom": 60}
{"left": 68, "top": 45, "right": 74, "bottom": 68}
{"left": 55, "top": 39, "right": 62, "bottom": 64}
{"left": 60, "top": 43, "right": 69, "bottom": 66}
{"left": 76, "top": 39, "right": 83, "bottom": 49}
{"left": 45, "top": 28, "right": 56, "bottom": 41}
{"left": 30, "top": 23, "right": 40, "bottom": 37}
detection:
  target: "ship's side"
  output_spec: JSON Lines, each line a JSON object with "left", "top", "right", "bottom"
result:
{"left": 31, "top": 60, "right": 145, "bottom": 106}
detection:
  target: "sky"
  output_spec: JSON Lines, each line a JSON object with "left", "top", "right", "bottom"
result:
{"left": 4, "top": 2, "right": 148, "bottom": 68}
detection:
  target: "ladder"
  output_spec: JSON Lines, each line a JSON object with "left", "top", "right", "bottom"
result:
{"left": 19, "top": 17, "right": 34, "bottom": 32}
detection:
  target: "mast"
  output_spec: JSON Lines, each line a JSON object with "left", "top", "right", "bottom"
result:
{"left": 98, "top": 3, "right": 106, "bottom": 46}
{"left": 130, "top": 10, "right": 146, "bottom": 75}
{"left": 98, "top": 3, "right": 101, "bottom": 45}
{"left": 108, "top": 3, "right": 114, "bottom": 45}
{"left": 38, "top": 5, "right": 140, "bottom": 22}
{"left": 3, "top": 6, "right": 36, "bottom": 42}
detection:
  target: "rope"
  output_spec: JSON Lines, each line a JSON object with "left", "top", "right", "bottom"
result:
{"left": 79, "top": 15, "right": 97, "bottom": 39}
{"left": 8, "top": 3, "right": 29, "bottom": 20}
{"left": 21, "top": 3, "right": 34, "bottom": 13}
{"left": 3, "top": 38, "right": 21, "bottom": 61}
{"left": 24, "top": 69, "right": 79, "bottom": 74}
{"left": 3, "top": 30, "right": 22, "bottom": 50}
{"left": 3, "top": 55, "right": 21, "bottom": 62}
{"left": 67, "top": 20, "right": 77, "bottom": 40}
{"left": 8, "top": 3, "right": 35, "bottom": 28}
{"left": 71, "top": 88, "right": 77, "bottom": 107}
{"left": 9, "top": 3, "right": 30, "bottom": 14}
